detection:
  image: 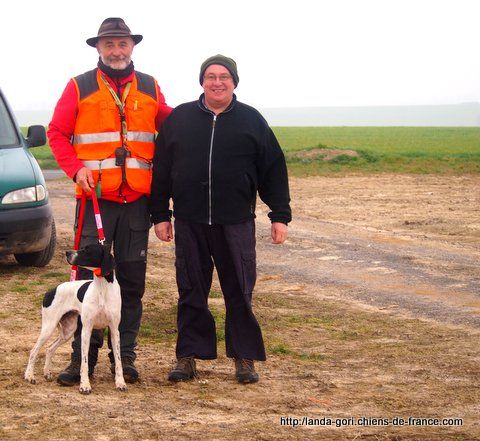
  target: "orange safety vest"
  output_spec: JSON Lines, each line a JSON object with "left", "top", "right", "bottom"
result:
{"left": 72, "top": 68, "right": 159, "bottom": 196}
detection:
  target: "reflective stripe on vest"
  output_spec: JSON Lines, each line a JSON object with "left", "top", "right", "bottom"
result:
{"left": 127, "top": 131, "right": 155, "bottom": 143}
{"left": 74, "top": 132, "right": 120, "bottom": 145}
{"left": 73, "top": 131, "right": 154, "bottom": 145}
{"left": 83, "top": 158, "right": 152, "bottom": 170}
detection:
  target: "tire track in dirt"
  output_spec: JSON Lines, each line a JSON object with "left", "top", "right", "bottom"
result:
{"left": 255, "top": 214, "right": 480, "bottom": 328}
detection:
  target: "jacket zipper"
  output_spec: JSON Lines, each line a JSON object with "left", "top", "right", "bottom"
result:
{"left": 198, "top": 96, "right": 235, "bottom": 225}
{"left": 208, "top": 115, "right": 217, "bottom": 225}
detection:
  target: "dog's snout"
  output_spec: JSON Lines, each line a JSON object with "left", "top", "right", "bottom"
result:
{"left": 65, "top": 250, "right": 77, "bottom": 265}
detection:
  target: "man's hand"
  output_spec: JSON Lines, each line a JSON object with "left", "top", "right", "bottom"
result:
{"left": 271, "top": 222, "right": 288, "bottom": 244}
{"left": 154, "top": 221, "right": 173, "bottom": 242}
{"left": 74, "top": 167, "right": 95, "bottom": 192}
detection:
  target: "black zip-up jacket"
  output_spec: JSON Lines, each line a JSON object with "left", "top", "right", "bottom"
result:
{"left": 149, "top": 94, "right": 291, "bottom": 226}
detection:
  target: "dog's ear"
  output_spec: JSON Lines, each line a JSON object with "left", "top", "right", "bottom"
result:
{"left": 100, "top": 246, "right": 115, "bottom": 275}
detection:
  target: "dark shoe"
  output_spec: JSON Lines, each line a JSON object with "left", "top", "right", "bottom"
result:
{"left": 168, "top": 357, "right": 197, "bottom": 382}
{"left": 111, "top": 356, "right": 139, "bottom": 384}
{"left": 234, "top": 359, "right": 259, "bottom": 384}
{"left": 57, "top": 360, "right": 94, "bottom": 386}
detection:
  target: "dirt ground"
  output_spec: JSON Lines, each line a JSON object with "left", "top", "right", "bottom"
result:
{"left": 1, "top": 174, "right": 479, "bottom": 440}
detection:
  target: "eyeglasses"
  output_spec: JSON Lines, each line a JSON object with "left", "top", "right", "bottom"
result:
{"left": 204, "top": 74, "right": 232, "bottom": 82}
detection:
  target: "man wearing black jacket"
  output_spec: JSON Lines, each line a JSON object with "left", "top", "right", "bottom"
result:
{"left": 149, "top": 55, "right": 291, "bottom": 384}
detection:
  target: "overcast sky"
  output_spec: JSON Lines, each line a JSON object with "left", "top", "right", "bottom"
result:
{"left": 2, "top": 0, "right": 480, "bottom": 112}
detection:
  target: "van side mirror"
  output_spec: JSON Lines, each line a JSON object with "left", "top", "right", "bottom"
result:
{"left": 26, "top": 125, "right": 47, "bottom": 148}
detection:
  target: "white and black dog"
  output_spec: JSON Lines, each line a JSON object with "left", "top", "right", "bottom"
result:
{"left": 24, "top": 243, "right": 127, "bottom": 394}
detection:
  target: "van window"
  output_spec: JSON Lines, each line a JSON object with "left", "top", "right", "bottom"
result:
{"left": 0, "top": 97, "right": 20, "bottom": 147}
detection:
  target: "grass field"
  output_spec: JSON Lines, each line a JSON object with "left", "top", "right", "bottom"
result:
{"left": 273, "top": 127, "right": 480, "bottom": 175}
{"left": 27, "top": 126, "right": 480, "bottom": 175}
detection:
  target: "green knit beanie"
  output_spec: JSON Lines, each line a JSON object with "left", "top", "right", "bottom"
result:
{"left": 199, "top": 54, "right": 239, "bottom": 87}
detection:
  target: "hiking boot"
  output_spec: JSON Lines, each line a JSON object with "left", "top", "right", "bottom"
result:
{"left": 234, "top": 359, "right": 259, "bottom": 384}
{"left": 111, "top": 356, "right": 139, "bottom": 384}
{"left": 168, "top": 357, "right": 197, "bottom": 382}
{"left": 57, "top": 360, "right": 94, "bottom": 386}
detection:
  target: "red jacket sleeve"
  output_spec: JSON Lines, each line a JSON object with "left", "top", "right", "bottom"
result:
{"left": 155, "top": 83, "right": 172, "bottom": 130}
{"left": 47, "top": 80, "right": 85, "bottom": 179}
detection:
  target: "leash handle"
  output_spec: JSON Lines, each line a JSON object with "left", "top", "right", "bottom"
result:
{"left": 90, "top": 189, "right": 106, "bottom": 244}
{"left": 70, "top": 189, "right": 106, "bottom": 281}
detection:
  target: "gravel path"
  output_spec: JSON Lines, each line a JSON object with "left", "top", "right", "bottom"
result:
{"left": 256, "top": 214, "right": 480, "bottom": 328}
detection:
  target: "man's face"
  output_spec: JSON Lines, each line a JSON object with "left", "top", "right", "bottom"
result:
{"left": 202, "top": 65, "right": 235, "bottom": 108}
{"left": 96, "top": 37, "right": 134, "bottom": 70}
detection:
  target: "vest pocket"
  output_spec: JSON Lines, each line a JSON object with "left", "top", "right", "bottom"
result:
{"left": 125, "top": 168, "right": 152, "bottom": 194}
{"left": 98, "top": 100, "right": 118, "bottom": 132}
{"left": 97, "top": 168, "right": 122, "bottom": 194}
{"left": 126, "top": 99, "right": 156, "bottom": 133}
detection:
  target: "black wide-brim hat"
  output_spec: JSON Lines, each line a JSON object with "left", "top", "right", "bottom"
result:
{"left": 86, "top": 17, "right": 143, "bottom": 47}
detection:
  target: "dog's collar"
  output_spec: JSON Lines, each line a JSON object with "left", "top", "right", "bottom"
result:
{"left": 93, "top": 268, "right": 113, "bottom": 276}
{"left": 93, "top": 268, "right": 114, "bottom": 283}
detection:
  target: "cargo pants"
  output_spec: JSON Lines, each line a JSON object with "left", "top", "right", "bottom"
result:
{"left": 173, "top": 218, "right": 266, "bottom": 361}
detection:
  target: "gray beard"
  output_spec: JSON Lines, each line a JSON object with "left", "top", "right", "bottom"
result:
{"left": 100, "top": 55, "right": 131, "bottom": 70}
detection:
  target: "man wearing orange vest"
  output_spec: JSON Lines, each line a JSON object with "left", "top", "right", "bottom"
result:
{"left": 48, "top": 17, "right": 171, "bottom": 386}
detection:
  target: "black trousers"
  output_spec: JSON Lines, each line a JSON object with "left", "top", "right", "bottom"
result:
{"left": 174, "top": 219, "right": 266, "bottom": 361}
{"left": 70, "top": 196, "right": 150, "bottom": 365}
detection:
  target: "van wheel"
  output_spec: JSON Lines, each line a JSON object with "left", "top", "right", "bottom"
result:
{"left": 14, "top": 220, "right": 56, "bottom": 267}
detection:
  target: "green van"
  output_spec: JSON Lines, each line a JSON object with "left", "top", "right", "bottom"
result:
{"left": 0, "top": 88, "right": 56, "bottom": 266}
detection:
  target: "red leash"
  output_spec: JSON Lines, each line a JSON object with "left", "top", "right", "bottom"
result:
{"left": 70, "top": 190, "right": 106, "bottom": 281}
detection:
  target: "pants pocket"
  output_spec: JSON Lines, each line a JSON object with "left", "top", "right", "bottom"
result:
{"left": 127, "top": 198, "right": 150, "bottom": 261}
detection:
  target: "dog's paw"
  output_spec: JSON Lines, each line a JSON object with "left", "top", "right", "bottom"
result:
{"left": 116, "top": 382, "right": 128, "bottom": 392}
{"left": 79, "top": 386, "right": 92, "bottom": 395}
{"left": 24, "top": 375, "right": 36, "bottom": 385}
{"left": 44, "top": 372, "right": 53, "bottom": 381}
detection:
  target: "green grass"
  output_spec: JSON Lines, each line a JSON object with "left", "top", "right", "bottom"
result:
{"left": 269, "top": 342, "right": 291, "bottom": 355}
{"left": 210, "top": 307, "right": 226, "bottom": 342}
{"left": 267, "top": 342, "right": 325, "bottom": 361}
{"left": 272, "top": 126, "right": 480, "bottom": 153}
{"left": 209, "top": 290, "right": 222, "bottom": 299}
{"left": 139, "top": 304, "right": 178, "bottom": 344}
{"left": 272, "top": 126, "right": 480, "bottom": 175}
{"left": 31, "top": 145, "right": 58, "bottom": 169}
{"left": 11, "top": 285, "right": 29, "bottom": 293}
{"left": 39, "top": 271, "right": 69, "bottom": 282}
{"left": 24, "top": 126, "right": 480, "bottom": 175}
